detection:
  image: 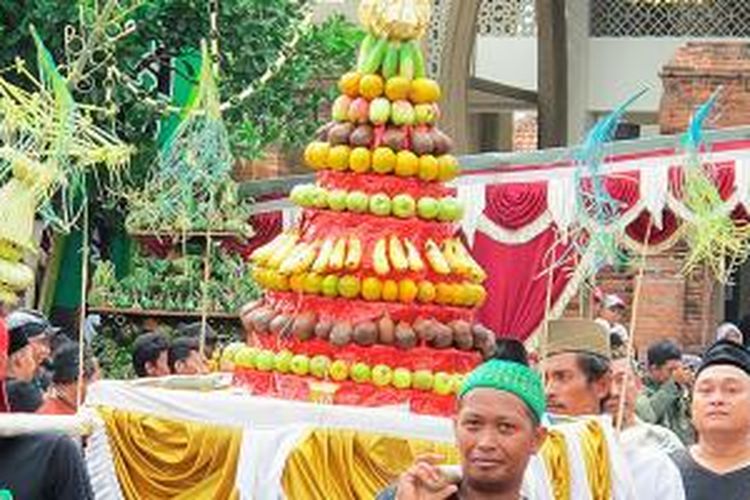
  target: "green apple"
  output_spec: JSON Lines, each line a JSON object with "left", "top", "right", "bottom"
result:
{"left": 327, "top": 189, "right": 349, "bottom": 211}
{"left": 371, "top": 364, "right": 393, "bottom": 387}
{"left": 310, "top": 355, "right": 332, "bottom": 378}
{"left": 433, "top": 372, "right": 453, "bottom": 395}
{"left": 413, "top": 369, "right": 434, "bottom": 391}
{"left": 417, "top": 197, "right": 439, "bottom": 220}
{"left": 346, "top": 191, "right": 370, "bottom": 213}
{"left": 274, "top": 350, "right": 294, "bottom": 373}
{"left": 255, "top": 350, "right": 275, "bottom": 371}
{"left": 222, "top": 342, "right": 247, "bottom": 364}
{"left": 392, "top": 368, "right": 412, "bottom": 389}
{"left": 321, "top": 275, "right": 339, "bottom": 297}
{"left": 414, "top": 103, "right": 438, "bottom": 125}
{"left": 311, "top": 187, "right": 329, "bottom": 209}
{"left": 290, "top": 354, "right": 310, "bottom": 376}
{"left": 369, "top": 192, "right": 392, "bottom": 217}
{"left": 234, "top": 346, "right": 259, "bottom": 368}
{"left": 290, "top": 184, "right": 315, "bottom": 207}
{"left": 369, "top": 97, "right": 391, "bottom": 125}
{"left": 437, "top": 197, "right": 463, "bottom": 222}
{"left": 392, "top": 194, "right": 416, "bottom": 219}
{"left": 330, "top": 360, "right": 350, "bottom": 381}
{"left": 450, "top": 374, "right": 466, "bottom": 395}
{"left": 350, "top": 362, "right": 372, "bottom": 383}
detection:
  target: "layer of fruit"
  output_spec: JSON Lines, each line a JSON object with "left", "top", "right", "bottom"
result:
{"left": 253, "top": 269, "right": 486, "bottom": 308}
{"left": 250, "top": 231, "right": 486, "bottom": 284}
{"left": 241, "top": 296, "right": 496, "bottom": 356}
{"left": 226, "top": 343, "right": 469, "bottom": 396}
{"left": 338, "top": 71, "right": 439, "bottom": 107}
{"left": 290, "top": 183, "right": 463, "bottom": 222}
{"left": 304, "top": 140, "right": 457, "bottom": 181}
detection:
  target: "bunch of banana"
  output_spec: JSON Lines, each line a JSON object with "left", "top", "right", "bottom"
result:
{"left": 403, "top": 238, "right": 425, "bottom": 272}
{"left": 452, "top": 240, "right": 488, "bottom": 283}
{"left": 359, "top": 0, "right": 432, "bottom": 41}
{"left": 345, "top": 237, "right": 363, "bottom": 270}
{"left": 329, "top": 237, "right": 348, "bottom": 270}
{"left": 388, "top": 236, "right": 409, "bottom": 272}
{"left": 0, "top": 249, "right": 34, "bottom": 305}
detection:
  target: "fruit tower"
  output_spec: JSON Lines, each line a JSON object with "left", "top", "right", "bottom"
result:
{"left": 232, "top": 0, "right": 496, "bottom": 416}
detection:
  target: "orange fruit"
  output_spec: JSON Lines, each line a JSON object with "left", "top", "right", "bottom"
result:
{"left": 409, "top": 78, "right": 441, "bottom": 104}
{"left": 382, "top": 280, "right": 399, "bottom": 301}
{"left": 289, "top": 273, "right": 306, "bottom": 293}
{"left": 435, "top": 283, "right": 454, "bottom": 305}
{"left": 339, "top": 72, "right": 361, "bottom": 98}
{"left": 359, "top": 74, "right": 384, "bottom": 100}
{"left": 362, "top": 277, "right": 383, "bottom": 301}
{"left": 349, "top": 147, "right": 372, "bottom": 173}
{"left": 448, "top": 283, "right": 465, "bottom": 306}
{"left": 437, "top": 154, "right": 459, "bottom": 181}
{"left": 398, "top": 279, "right": 419, "bottom": 303}
{"left": 395, "top": 150, "right": 419, "bottom": 177}
{"left": 417, "top": 280, "right": 436, "bottom": 303}
{"left": 304, "top": 142, "right": 330, "bottom": 170}
{"left": 338, "top": 275, "right": 361, "bottom": 299}
{"left": 303, "top": 273, "right": 323, "bottom": 295}
{"left": 385, "top": 76, "right": 411, "bottom": 101}
{"left": 418, "top": 155, "right": 439, "bottom": 181}
{"left": 372, "top": 147, "right": 397, "bottom": 174}
{"left": 466, "top": 284, "right": 487, "bottom": 306}
{"left": 328, "top": 145, "right": 351, "bottom": 171}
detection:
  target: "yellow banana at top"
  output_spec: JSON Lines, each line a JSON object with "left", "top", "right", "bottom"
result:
{"left": 358, "top": 0, "right": 432, "bottom": 41}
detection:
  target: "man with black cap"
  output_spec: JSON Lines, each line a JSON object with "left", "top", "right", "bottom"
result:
{"left": 7, "top": 309, "right": 59, "bottom": 393}
{"left": 6, "top": 322, "right": 37, "bottom": 384}
{"left": 671, "top": 340, "right": 750, "bottom": 500}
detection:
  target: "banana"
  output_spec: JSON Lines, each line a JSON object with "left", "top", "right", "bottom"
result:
{"left": 279, "top": 243, "right": 310, "bottom": 275}
{"left": 454, "top": 240, "right": 488, "bottom": 283}
{"left": 443, "top": 239, "right": 469, "bottom": 275}
{"left": 388, "top": 236, "right": 409, "bottom": 272}
{"left": 0, "top": 240, "right": 23, "bottom": 262}
{"left": 382, "top": 41, "right": 401, "bottom": 79}
{"left": 266, "top": 233, "right": 299, "bottom": 268}
{"left": 398, "top": 42, "right": 415, "bottom": 80}
{"left": 373, "top": 238, "right": 391, "bottom": 275}
{"left": 404, "top": 238, "right": 425, "bottom": 272}
{"left": 312, "top": 238, "right": 335, "bottom": 273}
{"left": 250, "top": 233, "right": 288, "bottom": 264}
{"left": 345, "top": 236, "right": 363, "bottom": 270}
{"left": 411, "top": 40, "right": 427, "bottom": 78}
{"left": 361, "top": 37, "right": 389, "bottom": 75}
{"left": 329, "top": 237, "right": 347, "bottom": 270}
{"left": 424, "top": 239, "right": 450, "bottom": 275}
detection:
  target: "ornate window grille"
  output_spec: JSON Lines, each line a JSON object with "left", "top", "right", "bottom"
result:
{"left": 476, "top": 0, "right": 537, "bottom": 37}
{"left": 590, "top": 0, "right": 750, "bottom": 37}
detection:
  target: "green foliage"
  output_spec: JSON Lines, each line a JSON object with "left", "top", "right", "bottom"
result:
{"left": 0, "top": 0, "right": 360, "bottom": 187}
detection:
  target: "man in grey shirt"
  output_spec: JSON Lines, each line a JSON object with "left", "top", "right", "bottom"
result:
{"left": 670, "top": 340, "right": 750, "bottom": 500}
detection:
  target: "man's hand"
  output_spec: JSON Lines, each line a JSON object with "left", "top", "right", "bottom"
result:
{"left": 395, "top": 454, "right": 458, "bottom": 500}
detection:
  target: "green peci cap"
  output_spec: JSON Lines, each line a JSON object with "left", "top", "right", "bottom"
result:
{"left": 459, "top": 359, "right": 546, "bottom": 422}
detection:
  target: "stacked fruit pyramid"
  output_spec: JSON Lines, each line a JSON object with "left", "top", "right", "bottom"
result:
{"left": 231, "top": 0, "right": 496, "bottom": 415}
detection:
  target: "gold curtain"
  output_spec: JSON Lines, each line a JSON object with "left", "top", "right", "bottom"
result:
{"left": 281, "top": 428, "right": 460, "bottom": 499}
{"left": 99, "top": 407, "right": 241, "bottom": 500}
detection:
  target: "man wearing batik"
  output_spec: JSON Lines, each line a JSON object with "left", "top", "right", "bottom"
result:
{"left": 377, "top": 359, "right": 548, "bottom": 500}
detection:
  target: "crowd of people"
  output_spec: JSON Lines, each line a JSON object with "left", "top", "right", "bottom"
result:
{"left": 1, "top": 295, "right": 749, "bottom": 499}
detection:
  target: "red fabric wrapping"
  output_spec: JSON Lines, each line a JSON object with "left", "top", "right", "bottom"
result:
{"left": 318, "top": 171, "right": 454, "bottom": 199}
{"left": 625, "top": 210, "right": 681, "bottom": 246}
{"left": 669, "top": 161, "right": 736, "bottom": 199}
{"left": 266, "top": 292, "right": 476, "bottom": 325}
{"left": 484, "top": 182, "right": 547, "bottom": 229}
{"left": 474, "top": 227, "right": 573, "bottom": 341}
{"left": 233, "top": 369, "right": 459, "bottom": 417}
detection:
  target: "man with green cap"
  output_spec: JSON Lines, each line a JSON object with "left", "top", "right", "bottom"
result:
{"left": 377, "top": 358, "right": 548, "bottom": 500}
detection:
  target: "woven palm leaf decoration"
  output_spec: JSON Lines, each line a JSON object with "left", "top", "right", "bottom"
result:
{"left": 680, "top": 89, "right": 750, "bottom": 282}
{"left": 0, "top": 27, "right": 132, "bottom": 304}
{"left": 125, "top": 45, "right": 252, "bottom": 237}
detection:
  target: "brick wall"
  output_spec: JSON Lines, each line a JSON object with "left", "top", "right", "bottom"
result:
{"left": 659, "top": 41, "right": 750, "bottom": 135}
